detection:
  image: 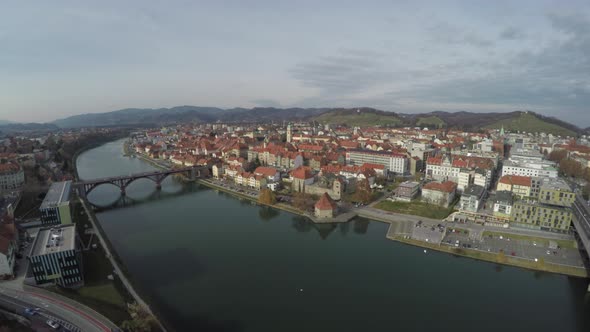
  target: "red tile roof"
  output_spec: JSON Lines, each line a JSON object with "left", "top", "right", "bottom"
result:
{"left": 254, "top": 166, "right": 278, "bottom": 177}
{"left": 361, "top": 163, "right": 385, "bottom": 170}
{"left": 423, "top": 181, "right": 457, "bottom": 193}
{"left": 498, "top": 175, "right": 531, "bottom": 187}
{"left": 315, "top": 193, "right": 337, "bottom": 210}
{"left": 291, "top": 166, "right": 314, "bottom": 180}
{"left": 426, "top": 157, "right": 442, "bottom": 165}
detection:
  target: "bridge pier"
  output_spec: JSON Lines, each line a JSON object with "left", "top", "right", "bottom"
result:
{"left": 156, "top": 182, "right": 162, "bottom": 190}
{"left": 120, "top": 187, "right": 126, "bottom": 196}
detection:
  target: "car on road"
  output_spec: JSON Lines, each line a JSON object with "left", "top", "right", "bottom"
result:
{"left": 24, "top": 307, "right": 40, "bottom": 316}
{"left": 46, "top": 320, "right": 60, "bottom": 329}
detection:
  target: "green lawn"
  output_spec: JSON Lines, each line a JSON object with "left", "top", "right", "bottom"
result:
{"left": 482, "top": 231, "right": 577, "bottom": 249}
{"left": 374, "top": 200, "right": 455, "bottom": 219}
{"left": 52, "top": 247, "right": 131, "bottom": 324}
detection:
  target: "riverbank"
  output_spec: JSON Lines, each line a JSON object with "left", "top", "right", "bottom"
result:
{"left": 79, "top": 196, "right": 169, "bottom": 332}
{"left": 128, "top": 143, "right": 589, "bottom": 279}
{"left": 74, "top": 139, "right": 169, "bottom": 331}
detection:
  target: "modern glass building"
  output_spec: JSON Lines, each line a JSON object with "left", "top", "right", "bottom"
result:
{"left": 39, "top": 181, "right": 72, "bottom": 225}
{"left": 27, "top": 224, "right": 83, "bottom": 288}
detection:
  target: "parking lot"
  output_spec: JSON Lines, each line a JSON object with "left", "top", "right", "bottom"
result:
{"left": 441, "top": 229, "right": 584, "bottom": 267}
{"left": 412, "top": 220, "right": 445, "bottom": 245}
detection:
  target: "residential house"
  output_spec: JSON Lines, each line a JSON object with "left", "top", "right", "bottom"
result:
{"left": 496, "top": 175, "right": 532, "bottom": 198}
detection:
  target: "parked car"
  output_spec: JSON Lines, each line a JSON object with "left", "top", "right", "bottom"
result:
{"left": 46, "top": 319, "right": 60, "bottom": 329}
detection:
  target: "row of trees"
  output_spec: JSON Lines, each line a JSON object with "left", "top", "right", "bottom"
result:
{"left": 548, "top": 149, "right": 590, "bottom": 180}
{"left": 292, "top": 192, "right": 317, "bottom": 212}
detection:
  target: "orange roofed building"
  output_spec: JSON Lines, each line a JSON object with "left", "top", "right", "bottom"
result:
{"left": 496, "top": 175, "right": 532, "bottom": 198}
{"left": 314, "top": 193, "right": 337, "bottom": 218}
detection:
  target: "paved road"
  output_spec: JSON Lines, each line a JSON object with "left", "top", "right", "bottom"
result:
{"left": 0, "top": 287, "right": 113, "bottom": 332}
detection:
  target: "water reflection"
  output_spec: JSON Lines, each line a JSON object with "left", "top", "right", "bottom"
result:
{"left": 292, "top": 216, "right": 312, "bottom": 233}
{"left": 291, "top": 217, "right": 339, "bottom": 239}
{"left": 89, "top": 184, "right": 196, "bottom": 211}
{"left": 339, "top": 222, "right": 350, "bottom": 236}
{"left": 258, "top": 206, "right": 280, "bottom": 221}
{"left": 353, "top": 218, "right": 370, "bottom": 234}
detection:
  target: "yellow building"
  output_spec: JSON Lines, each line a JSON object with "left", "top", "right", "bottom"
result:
{"left": 497, "top": 175, "right": 532, "bottom": 198}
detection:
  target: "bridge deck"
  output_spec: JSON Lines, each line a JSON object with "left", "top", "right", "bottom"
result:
{"left": 77, "top": 166, "right": 204, "bottom": 185}
{"left": 572, "top": 197, "right": 590, "bottom": 253}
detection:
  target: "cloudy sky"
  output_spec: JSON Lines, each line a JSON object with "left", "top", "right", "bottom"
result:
{"left": 1, "top": 0, "right": 590, "bottom": 125}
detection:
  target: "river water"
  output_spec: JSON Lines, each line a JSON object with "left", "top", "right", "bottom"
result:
{"left": 76, "top": 139, "right": 590, "bottom": 332}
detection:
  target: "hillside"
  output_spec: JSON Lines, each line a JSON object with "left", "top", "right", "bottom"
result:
{"left": 484, "top": 112, "right": 577, "bottom": 137}
{"left": 311, "top": 108, "right": 402, "bottom": 127}
{"left": 50, "top": 106, "right": 581, "bottom": 136}
{"left": 53, "top": 106, "right": 224, "bottom": 128}
{"left": 414, "top": 115, "right": 445, "bottom": 128}
{"left": 53, "top": 106, "right": 328, "bottom": 128}
{"left": 0, "top": 123, "right": 59, "bottom": 136}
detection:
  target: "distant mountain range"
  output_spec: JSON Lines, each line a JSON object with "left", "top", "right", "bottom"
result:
{"left": 0, "top": 122, "right": 59, "bottom": 135}
{"left": 52, "top": 106, "right": 583, "bottom": 136}
{"left": 52, "top": 106, "right": 330, "bottom": 128}
{"left": 0, "top": 106, "right": 585, "bottom": 137}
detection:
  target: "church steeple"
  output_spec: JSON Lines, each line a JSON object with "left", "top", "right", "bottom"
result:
{"left": 500, "top": 125, "right": 505, "bottom": 136}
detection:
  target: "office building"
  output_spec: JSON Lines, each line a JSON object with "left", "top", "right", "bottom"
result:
{"left": 346, "top": 150, "right": 409, "bottom": 174}
{"left": 40, "top": 181, "right": 72, "bottom": 225}
{"left": 28, "top": 224, "right": 83, "bottom": 288}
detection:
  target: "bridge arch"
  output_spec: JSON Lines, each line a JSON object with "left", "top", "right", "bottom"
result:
{"left": 85, "top": 182, "right": 122, "bottom": 197}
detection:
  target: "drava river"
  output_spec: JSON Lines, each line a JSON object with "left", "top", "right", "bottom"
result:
{"left": 77, "top": 139, "right": 590, "bottom": 332}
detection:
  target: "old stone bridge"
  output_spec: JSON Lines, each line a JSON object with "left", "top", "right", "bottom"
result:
{"left": 76, "top": 166, "right": 208, "bottom": 197}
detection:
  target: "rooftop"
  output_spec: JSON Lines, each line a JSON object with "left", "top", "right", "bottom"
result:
{"left": 399, "top": 181, "right": 420, "bottom": 189}
{"left": 539, "top": 178, "right": 572, "bottom": 192}
{"left": 30, "top": 224, "right": 76, "bottom": 256}
{"left": 514, "top": 199, "right": 571, "bottom": 212}
{"left": 495, "top": 191, "right": 514, "bottom": 204}
{"left": 463, "top": 185, "right": 485, "bottom": 197}
{"left": 40, "top": 181, "right": 72, "bottom": 210}
{"left": 498, "top": 175, "right": 532, "bottom": 187}
{"left": 503, "top": 159, "right": 557, "bottom": 171}
{"left": 423, "top": 181, "right": 457, "bottom": 193}
{"left": 315, "top": 193, "right": 337, "bottom": 210}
